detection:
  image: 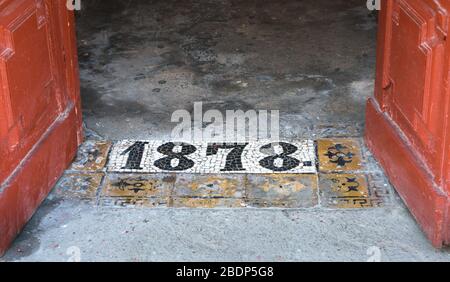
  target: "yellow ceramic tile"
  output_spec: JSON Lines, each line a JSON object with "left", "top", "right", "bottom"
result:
{"left": 170, "top": 175, "right": 246, "bottom": 208}
{"left": 170, "top": 197, "right": 245, "bottom": 208}
{"left": 173, "top": 175, "right": 245, "bottom": 198}
{"left": 100, "top": 174, "right": 174, "bottom": 207}
{"left": 318, "top": 139, "right": 362, "bottom": 172}
{"left": 53, "top": 173, "right": 103, "bottom": 200}
{"left": 319, "top": 173, "right": 372, "bottom": 209}
{"left": 104, "top": 197, "right": 168, "bottom": 208}
{"left": 245, "top": 174, "right": 319, "bottom": 208}
{"left": 70, "top": 141, "right": 112, "bottom": 171}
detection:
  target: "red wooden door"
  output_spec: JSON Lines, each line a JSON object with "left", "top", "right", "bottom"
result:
{"left": 0, "top": 0, "right": 82, "bottom": 255}
{"left": 366, "top": 0, "right": 450, "bottom": 247}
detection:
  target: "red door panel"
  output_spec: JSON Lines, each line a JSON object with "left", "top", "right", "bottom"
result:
{"left": 1, "top": 0, "right": 62, "bottom": 164}
{"left": 366, "top": 0, "right": 450, "bottom": 247}
{"left": 387, "top": 0, "right": 448, "bottom": 182}
{"left": 0, "top": 0, "right": 82, "bottom": 255}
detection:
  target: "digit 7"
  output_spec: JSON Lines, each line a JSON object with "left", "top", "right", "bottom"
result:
{"left": 206, "top": 143, "right": 249, "bottom": 171}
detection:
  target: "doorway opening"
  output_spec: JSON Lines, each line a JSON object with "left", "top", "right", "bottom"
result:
{"left": 76, "top": 0, "right": 377, "bottom": 141}
{"left": 63, "top": 0, "right": 394, "bottom": 207}
{"left": 3, "top": 0, "right": 450, "bottom": 260}
{"left": 49, "top": 0, "right": 400, "bottom": 210}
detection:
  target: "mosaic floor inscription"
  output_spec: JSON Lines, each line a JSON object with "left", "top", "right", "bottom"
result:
{"left": 107, "top": 140, "right": 317, "bottom": 174}
{"left": 53, "top": 138, "right": 397, "bottom": 209}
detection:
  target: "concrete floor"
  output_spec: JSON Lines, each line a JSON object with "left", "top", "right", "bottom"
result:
{"left": 2, "top": 197, "right": 450, "bottom": 262}
{"left": 2, "top": 0, "right": 450, "bottom": 261}
{"left": 77, "top": 0, "right": 377, "bottom": 140}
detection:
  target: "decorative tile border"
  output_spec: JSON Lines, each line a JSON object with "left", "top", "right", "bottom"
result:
{"left": 317, "top": 139, "right": 362, "bottom": 172}
{"left": 52, "top": 138, "right": 396, "bottom": 209}
{"left": 69, "top": 140, "right": 112, "bottom": 172}
{"left": 52, "top": 173, "right": 104, "bottom": 201}
{"left": 319, "top": 173, "right": 372, "bottom": 208}
{"left": 107, "top": 140, "right": 317, "bottom": 174}
{"left": 245, "top": 174, "right": 319, "bottom": 208}
{"left": 99, "top": 174, "right": 174, "bottom": 207}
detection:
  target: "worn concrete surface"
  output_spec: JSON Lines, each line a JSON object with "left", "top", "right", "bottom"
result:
{"left": 3, "top": 0, "right": 449, "bottom": 261}
{"left": 77, "top": 0, "right": 377, "bottom": 140}
{"left": 3, "top": 139, "right": 449, "bottom": 261}
{"left": 2, "top": 198, "right": 450, "bottom": 262}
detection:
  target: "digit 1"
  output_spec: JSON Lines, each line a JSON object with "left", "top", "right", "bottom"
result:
{"left": 120, "top": 141, "right": 149, "bottom": 170}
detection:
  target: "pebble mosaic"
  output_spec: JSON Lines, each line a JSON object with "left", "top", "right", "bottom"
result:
{"left": 51, "top": 138, "right": 396, "bottom": 209}
{"left": 107, "top": 140, "right": 317, "bottom": 174}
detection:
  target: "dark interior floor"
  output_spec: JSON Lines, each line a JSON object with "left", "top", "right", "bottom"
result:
{"left": 77, "top": 0, "right": 377, "bottom": 140}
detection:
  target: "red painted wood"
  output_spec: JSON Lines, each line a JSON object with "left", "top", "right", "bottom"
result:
{"left": 366, "top": 0, "right": 450, "bottom": 247}
{"left": 0, "top": 0, "right": 82, "bottom": 255}
{"left": 366, "top": 99, "right": 447, "bottom": 247}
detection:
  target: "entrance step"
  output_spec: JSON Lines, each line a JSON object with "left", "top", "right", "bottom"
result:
{"left": 51, "top": 138, "right": 398, "bottom": 209}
